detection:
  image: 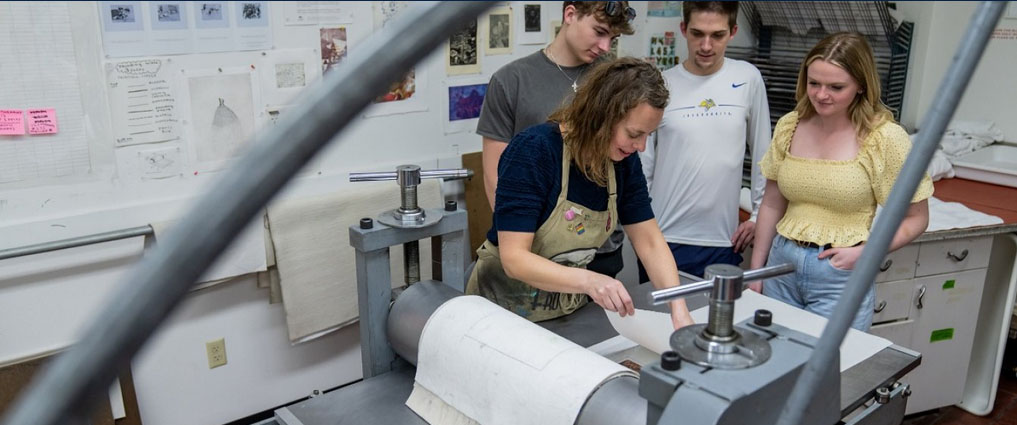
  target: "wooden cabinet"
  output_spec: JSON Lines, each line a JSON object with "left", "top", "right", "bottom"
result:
{"left": 867, "top": 236, "right": 991, "bottom": 415}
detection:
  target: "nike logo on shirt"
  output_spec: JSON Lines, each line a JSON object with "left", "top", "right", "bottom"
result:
{"left": 732, "top": 82, "right": 747, "bottom": 88}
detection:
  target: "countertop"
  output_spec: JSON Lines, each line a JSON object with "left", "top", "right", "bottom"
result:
{"left": 915, "top": 177, "right": 1017, "bottom": 242}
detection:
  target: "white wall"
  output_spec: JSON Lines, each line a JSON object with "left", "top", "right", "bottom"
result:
{"left": 898, "top": 1, "right": 1017, "bottom": 141}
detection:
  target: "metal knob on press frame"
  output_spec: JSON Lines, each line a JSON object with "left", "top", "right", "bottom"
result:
{"left": 349, "top": 165, "right": 472, "bottom": 285}
{"left": 349, "top": 165, "right": 473, "bottom": 229}
{"left": 649, "top": 263, "right": 794, "bottom": 369}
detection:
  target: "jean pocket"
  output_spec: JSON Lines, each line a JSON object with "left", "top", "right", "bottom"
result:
{"left": 826, "top": 258, "right": 853, "bottom": 273}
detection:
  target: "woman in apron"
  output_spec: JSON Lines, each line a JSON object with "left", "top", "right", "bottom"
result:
{"left": 466, "top": 58, "right": 695, "bottom": 329}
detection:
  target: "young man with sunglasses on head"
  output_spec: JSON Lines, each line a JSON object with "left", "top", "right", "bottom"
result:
{"left": 638, "top": 1, "right": 771, "bottom": 280}
{"left": 478, "top": 1, "right": 636, "bottom": 279}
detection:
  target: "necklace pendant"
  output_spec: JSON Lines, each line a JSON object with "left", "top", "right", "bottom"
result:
{"left": 571, "top": 81, "right": 578, "bottom": 93}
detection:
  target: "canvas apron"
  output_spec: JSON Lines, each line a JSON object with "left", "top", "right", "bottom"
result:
{"left": 466, "top": 145, "right": 618, "bottom": 322}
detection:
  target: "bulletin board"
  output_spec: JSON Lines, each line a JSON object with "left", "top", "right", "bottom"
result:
{"left": 0, "top": 1, "right": 695, "bottom": 248}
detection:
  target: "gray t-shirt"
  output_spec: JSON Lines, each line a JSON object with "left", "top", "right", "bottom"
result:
{"left": 477, "top": 50, "right": 624, "bottom": 253}
{"left": 477, "top": 50, "right": 589, "bottom": 143}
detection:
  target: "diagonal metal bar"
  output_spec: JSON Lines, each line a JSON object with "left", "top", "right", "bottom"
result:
{"left": 776, "top": 2, "right": 1007, "bottom": 424}
{"left": 0, "top": 2, "right": 492, "bottom": 424}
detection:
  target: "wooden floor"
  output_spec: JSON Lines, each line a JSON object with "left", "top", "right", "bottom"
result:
{"left": 902, "top": 373, "right": 1017, "bottom": 425}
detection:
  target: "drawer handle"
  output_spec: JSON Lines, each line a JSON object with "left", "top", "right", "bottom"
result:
{"left": 874, "top": 300, "right": 887, "bottom": 313}
{"left": 947, "top": 249, "right": 969, "bottom": 262}
{"left": 916, "top": 285, "right": 927, "bottom": 310}
{"left": 879, "top": 259, "right": 893, "bottom": 272}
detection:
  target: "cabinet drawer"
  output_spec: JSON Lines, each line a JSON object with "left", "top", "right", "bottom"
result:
{"left": 869, "top": 319, "right": 914, "bottom": 347}
{"left": 875, "top": 244, "right": 919, "bottom": 283}
{"left": 915, "top": 236, "right": 992, "bottom": 277}
{"left": 873, "top": 279, "right": 914, "bottom": 324}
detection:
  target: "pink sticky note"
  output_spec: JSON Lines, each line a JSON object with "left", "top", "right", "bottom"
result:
{"left": 27, "top": 108, "right": 58, "bottom": 135}
{"left": 0, "top": 109, "right": 25, "bottom": 135}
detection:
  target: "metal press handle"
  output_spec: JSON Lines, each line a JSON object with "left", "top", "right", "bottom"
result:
{"left": 648, "top": 263, "right": 794, "bottom": 305}
{"left": 349, "top": 168, "right": 473, "bottom": 182}
{"left": 916, "top": 285, "right": 927, "bottom": 310}
{"left": 879, "top": 259, "right": 893, "bottom": 272}
{"left": 947, "top": 249, "right": 969, "bottom": 262}
{"left": 874, "top": 300, "right": 887, "bottom": 313}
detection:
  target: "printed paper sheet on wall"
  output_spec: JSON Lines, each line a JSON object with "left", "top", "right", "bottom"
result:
{"left": 106, "top": 58, "right": 181, "bottom": 146}
{"left": 98, "top": 1, "right": 272, "bottom": 58}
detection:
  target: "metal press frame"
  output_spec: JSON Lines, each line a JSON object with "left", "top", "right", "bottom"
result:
{"left": 0, "top": 2, "right": 1006, "bottom": 424}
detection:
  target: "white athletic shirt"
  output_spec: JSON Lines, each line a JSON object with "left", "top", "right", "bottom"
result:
{"left": 640, "top": 58, "right": 770, "bottom": 247}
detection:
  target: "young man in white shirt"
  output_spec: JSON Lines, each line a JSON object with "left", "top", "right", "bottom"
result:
{"left": 639, "top": 1, "right": 770, "bottom": 279}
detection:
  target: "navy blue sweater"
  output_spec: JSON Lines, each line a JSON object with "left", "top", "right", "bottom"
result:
{"left": 488, "top": 122, "right": 654, "bottom": 245}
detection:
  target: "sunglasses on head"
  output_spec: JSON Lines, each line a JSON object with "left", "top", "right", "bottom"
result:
{"left": 604, "top": 1, "right": 636, "bottom": 22}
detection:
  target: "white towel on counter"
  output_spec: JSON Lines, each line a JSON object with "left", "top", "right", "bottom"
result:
{"left": 266, "top": 180, "right": 442, "bottom": 343}
{"left": 936, "top": 120, "right": 1004, "bottom": 158}
{"left": 927, "top": 196, "right": 1003, "bottom": 232}
{"left": 874, "top": 196, "right": 1002, "bottom": 233}
{"left": 407, "top": 296, "right": 636, "bottom": 425}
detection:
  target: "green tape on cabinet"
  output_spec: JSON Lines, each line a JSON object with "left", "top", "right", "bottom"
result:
{"left": 943, "top": 279, "right": 956, "bottom": 289}
{"left": 930, "top": 328, "right": 955, "bottom": 343}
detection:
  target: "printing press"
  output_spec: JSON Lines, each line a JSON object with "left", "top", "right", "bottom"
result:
{"left": 271, "top": 165, "right": 920, "bottom": 425}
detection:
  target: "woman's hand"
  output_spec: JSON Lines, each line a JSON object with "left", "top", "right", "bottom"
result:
{"left": 584, "top": 272, "right": 635, "bottom": 317}
{"left": 818, "top": 245, "right": 864, "bottom": 271}
{"left": 746, "top": 280, "right": 763, "bottom": 293}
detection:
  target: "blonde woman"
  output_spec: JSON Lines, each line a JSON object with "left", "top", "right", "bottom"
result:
{"left": 467, "top": 58, "right": 694, "bottom": 329}
{"left": 750, "top": 32, "right": 932, "bottom": 330}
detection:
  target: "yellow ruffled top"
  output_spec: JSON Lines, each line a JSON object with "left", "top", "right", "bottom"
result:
{"left": 759, "top": 112, "right": 934, "bottom": 247}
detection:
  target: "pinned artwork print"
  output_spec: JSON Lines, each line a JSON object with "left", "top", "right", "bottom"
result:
{"left": 518, "top": 4, "right": 548, "bottom": 45}
{"left": 484, "top": 7, "right": 513, "bottom": 56}
{"left": 446, "top": 19, "right": 480, "bottom": 75}
{"left": 320, "top": 26, "right": 348, "bottom": 74}
{"left": 448, "top": 83, "right": 487, "bottom": 121}
{"left": 186, "top": 71, "right": 256, "bottom": 165}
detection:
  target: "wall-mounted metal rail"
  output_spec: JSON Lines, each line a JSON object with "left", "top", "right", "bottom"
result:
{"left": 0, "top": 226, "right": 153, "bottom": 261}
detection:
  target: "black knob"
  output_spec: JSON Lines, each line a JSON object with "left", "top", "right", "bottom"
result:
{"left": 661, "top": 351, "right": 681, "bottom": 371}
{"left": 445, "top": 200, "right": 457, "bottom": 211}
{"left": 754, "top": 309, "right": 773, "bottom": 326}
{"left": 360, "top": 217, "right": 373, "bottom": 229}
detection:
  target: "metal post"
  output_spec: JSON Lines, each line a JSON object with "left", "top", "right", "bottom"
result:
{"left": 0, "top": 3, "right": 494, "bottom": 425}
{"left": 776, "top": 3, "right": 1007, "bottom": 424}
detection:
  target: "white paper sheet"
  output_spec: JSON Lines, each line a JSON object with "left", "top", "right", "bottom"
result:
{"left": 182, "top": 66, "right": 261, "bottom": 171}
{"left": 258, "top": 49, "right": 321, "bottom": 108}
{"left": 106, "top": 58, "right": 182, "bottom": 146}
{"left": 0, "top": 2, "right": 92, "bottom": 184}
{"left": 150, "top": 215, "right": 267, "bottom": 284}
{"left": 606, "top": 290, "right": 893, "bottom": 372}
{"left": 409, "top": 296, "right": 636, "bottom": 425}
{"left": 283, "top": 1, "right": 353, "bottom": 25}
{"left": 99, "top": 2, "right": 272, "bottom": 57}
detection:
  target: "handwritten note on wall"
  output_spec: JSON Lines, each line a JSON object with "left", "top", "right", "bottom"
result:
{"left": 106, "top": 58, "right": 180, "bottom": 146}
{"left": 0, "top": 109, "right": 25, "bottom": 135}
{"left": 27, "top": 109, "right": 58, "bottom": 135}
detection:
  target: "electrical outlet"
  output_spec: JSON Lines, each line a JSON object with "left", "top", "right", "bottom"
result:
{"left": 206, "top": 338, "right": 227, "bottom": 369}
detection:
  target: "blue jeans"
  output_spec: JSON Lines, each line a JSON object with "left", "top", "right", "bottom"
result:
{"left": 637, "top": 243, "right": 744, "bottom": 282}
{"left": 763, "top": 235, "right": 875, "bottom": 331}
